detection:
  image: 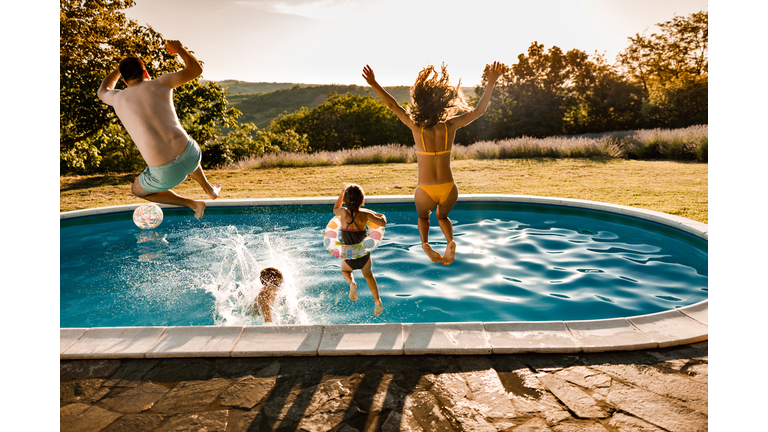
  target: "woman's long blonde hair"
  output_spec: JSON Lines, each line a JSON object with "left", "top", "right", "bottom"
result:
{"left": 409, "top": 63, "right": 471, "bottom": 129}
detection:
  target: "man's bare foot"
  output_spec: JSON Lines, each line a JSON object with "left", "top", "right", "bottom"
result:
{"left": 206, "top": 184, "right": 222, "bottom": 200}
{"left": 192, "top": 201, "right": 206, "bottom": 219}
{"left": 374, "top": 300, "right": 383, "bottom": 316}
{"left": 349, "top": 282, "right": 358, "bottom": 301}
{"left": 422, "top": 243, "right": 443, "bottom": 263}
{"left": 441, "top": 241, "right": 457, "bottom": 265}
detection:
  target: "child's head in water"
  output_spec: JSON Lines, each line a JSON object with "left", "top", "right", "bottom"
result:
{"left": 344, "top": 184, "right": 365, "bottom": 217}
{"left": 409, "top": 63, "right": 471, "bottom": 129}
{"left": 255, "top": 267, "right": 284, "bottom": 322}
{"left": 260, "top": 267, "right": 284, "bottom": 287}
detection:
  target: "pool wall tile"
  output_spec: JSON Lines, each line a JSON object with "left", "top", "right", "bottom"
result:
{"left": 678, "top": 300, "right": 708, "bottom": 325}
{"left": 232, "top": 325, "right": 323, "bottom": 357}
{"left": 60, "top": 328, "right": 87, "bottom": 355}
{"left": 566, "top": 318, "right": 657, "bottom": 352}
{"left": 318, "top": 324, "right": 404, "bottom": 356}
{"left": 61, "top": 327, "right": 167, "bottom": 359}
{"left": 484, "top": 321, "right": 581, "bottom": 354}
{"left": 146, "top": 326, "right": 244, "bottom": 358}
{"left": 628, "top": 310, "right": 708, "bottom": 348}
{"left": 403, "top": 323, "right": 491, "bottom": 355}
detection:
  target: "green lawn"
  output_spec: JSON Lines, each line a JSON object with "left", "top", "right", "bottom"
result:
{"left": 60, "top": 158, "right": 708, "bottom": 223}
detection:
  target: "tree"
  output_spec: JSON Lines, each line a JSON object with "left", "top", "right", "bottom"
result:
{"left": 617, "top": 10, "right": 708, "bottom": 91}
{"left": 457, "top": 44, "right": 570, "bottom": 142}
{"left": 268, "top": 92, "right": 412, "bottom": 152}
{"left": 562, "top": 51, "right": 644, "bottom": 134}
{"left": 617, "top": 10, "right": 708, "bottom": 127}
{"left": 60, "top": 0, "right": 239, "bottom": 172}
{"left": 642, "top": 73, "right": 708, "bottom": 128}
{"left": 203, "top": 123, "right": 310, "bottom": 168}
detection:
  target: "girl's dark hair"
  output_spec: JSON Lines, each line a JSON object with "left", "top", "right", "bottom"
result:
{"left": 409, "top": 63, "right": 471, "bottom": 129}
{"left": 344, "top": 184, "right": 365, "bottom": 222}
{"left": 119, "top": 56, "right": 146, "bottom": 82}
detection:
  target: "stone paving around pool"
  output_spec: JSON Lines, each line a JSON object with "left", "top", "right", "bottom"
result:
{"left": 60, "top": 341, "right": 707, "bottom": 431}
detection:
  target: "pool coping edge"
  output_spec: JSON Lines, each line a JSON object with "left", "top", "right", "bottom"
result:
{"left": 60, "top": 300, "right": 708, "bottom": 358}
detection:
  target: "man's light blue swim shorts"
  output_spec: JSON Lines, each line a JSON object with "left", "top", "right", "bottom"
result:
{"left": 138, "top": 139, "right": 202, "bottom": 193}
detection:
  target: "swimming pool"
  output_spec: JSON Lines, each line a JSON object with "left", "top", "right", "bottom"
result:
{"left": 60, "top": 195, "right": 708, "bottom": 357}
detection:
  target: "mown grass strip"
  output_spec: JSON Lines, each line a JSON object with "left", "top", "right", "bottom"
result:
{"left": 60, "top": 158, "right": 708, "bottom": 223}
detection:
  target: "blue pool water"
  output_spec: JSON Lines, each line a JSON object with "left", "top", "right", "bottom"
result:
{"left": 60, "top": 202, "right": 708, "bottom": 328}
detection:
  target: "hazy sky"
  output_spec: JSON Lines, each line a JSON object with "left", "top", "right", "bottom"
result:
{"left": 124, "top": 0, "right": 709, "bottom": 86}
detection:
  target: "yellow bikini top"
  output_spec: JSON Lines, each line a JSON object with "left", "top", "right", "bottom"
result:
{"left": 417, "top": 123, "right": 451, "bottom": 156}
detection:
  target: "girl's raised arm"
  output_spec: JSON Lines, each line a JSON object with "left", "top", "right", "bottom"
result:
{"left": 362, "top": 65, "right": 416, "bottom": 129}
{"left": 364, "top": 210, "right": 387, "bottom": 227}
{"left": 333, "top": 184, "right": 349, "bottom": 218}
{"left": 448, "top": 61, "right": 503, "bottom": 129}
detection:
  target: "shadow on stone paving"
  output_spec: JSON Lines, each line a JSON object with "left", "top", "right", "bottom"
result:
{"left": 60, "top": 342, "right": 708, "bottom": 432}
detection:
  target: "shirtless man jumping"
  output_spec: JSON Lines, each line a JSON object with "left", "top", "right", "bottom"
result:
{"left": 98, "top": 40, "right": 221, "bottom": 218}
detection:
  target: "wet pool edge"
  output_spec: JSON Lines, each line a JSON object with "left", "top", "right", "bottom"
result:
{"left": 60, "top": 194, "right": 708, "bottom": 358}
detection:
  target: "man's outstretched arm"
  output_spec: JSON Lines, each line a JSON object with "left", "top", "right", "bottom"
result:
{"left": 97, "top": 68, "right": 122, "bottom": 105}
{"left": 157, "top": 40, "right": 203, "bottom": 88}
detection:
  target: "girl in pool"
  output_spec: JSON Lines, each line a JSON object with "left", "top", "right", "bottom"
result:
{"left": 252, "top": 267, "right": 284, "bottom": 323}
{"left": 362, "top": 61, "right": 503, "bottom": 265}
{"left": 333, "top": 183, "right": 387, "bottom": 316}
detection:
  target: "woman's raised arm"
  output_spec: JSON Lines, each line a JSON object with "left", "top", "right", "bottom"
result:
{"left": 448, "top": 61, "right": 503, "bottom": 129}
{"left": 362, "top": 65, "right": 416, "bottom": 129}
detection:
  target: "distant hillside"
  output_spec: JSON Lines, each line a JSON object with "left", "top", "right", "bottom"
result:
{"left": 224, "top": 84, "right": 413, "bottom": 128}
{"left": 213, "top": 80, "right": 320, "bottom": 95}
{"left": 217, "top": 81, "right": 478, "bottom": 128}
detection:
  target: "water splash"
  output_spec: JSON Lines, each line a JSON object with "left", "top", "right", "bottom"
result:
{"left": 201, "top": 227, "right": 314, "bottom": 326}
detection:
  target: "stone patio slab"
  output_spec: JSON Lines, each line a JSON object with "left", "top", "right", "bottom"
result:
{"left": 628, "top": 310, "right": 708, "bottom": 348}
{"left": 537, "top": 373, "right": 608, "bottom": 419}
{"left": 318, "top": 323, "right": 404, "bottom": 355}
{"left": 679, "top": 300, "right": 708, "bottom": 325}
{"left": 484, "top": 321, "right": 581, "bottom": 354}
{"left": 146, "top": 326, "right": 243, "bottom": 358}
{"left": 607, "top": 381, "right": 707, "bottom": 432}
{"left": 232, "top": 325, "right": 322, "bottom": 357}
{"left": 61, "top": 327, "right": 166, "bottom": 359}
{"left": 60, "top": 328, "right": 87, "bottom": 355}
{"left": 403, "top": 322, "right": 491, "bottom": 355}
{"left": 566, "top": 318, "right": 657, "bottom": 352}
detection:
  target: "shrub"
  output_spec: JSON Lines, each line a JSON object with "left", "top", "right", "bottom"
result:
{"left": 204, "top": 123, "right": 310, "bottom": 168}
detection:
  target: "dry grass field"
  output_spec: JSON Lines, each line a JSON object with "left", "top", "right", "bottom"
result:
{"left": 61, "top": 158, "right": 708, "bottom": 223}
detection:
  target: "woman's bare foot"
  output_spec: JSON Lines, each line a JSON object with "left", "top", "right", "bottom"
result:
{"left": 422, "top": 243, "right": 443, "bottom": 263}
{"left": 349, "top": 282, "right": 358, "bottom": 301}
{"left": 206, "top": 184, "right": 222, "bottom": 200}
{"left": 374, "top": 300, "right": 383, "bottom": 316}
{"left": 191, "top": 201, "right": 206, "bottom": 219}
{"left": 441, "top": 241, "right": 456, "bottom": 265}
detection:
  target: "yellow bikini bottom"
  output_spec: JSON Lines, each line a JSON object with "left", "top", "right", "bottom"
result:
{"left": 417, "top": 182, "right": 456, "bottom": 205}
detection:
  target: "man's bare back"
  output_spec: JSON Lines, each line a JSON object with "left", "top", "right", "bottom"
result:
{"left": 108, "top": 79, "right": 190, "bottom": 166}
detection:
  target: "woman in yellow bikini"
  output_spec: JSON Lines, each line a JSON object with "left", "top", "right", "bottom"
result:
{"left": 362, "top": 61, "right": 503, "bottom": 265}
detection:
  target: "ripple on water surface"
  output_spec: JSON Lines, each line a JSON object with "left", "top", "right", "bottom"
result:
{"left": 60, "top": 203, "right": 708, "bottom": 327}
